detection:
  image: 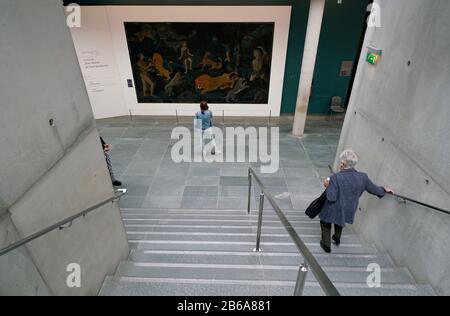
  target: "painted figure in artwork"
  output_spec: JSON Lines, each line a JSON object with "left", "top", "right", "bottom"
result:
{"left": 225, "top": 77, "right": 249, "bottom": 102}
{"left": 195, "top": 72, "right": 239, "bottom": 95}
{"left": 137, "top": 53, "right": 155, "bottom": 97}
{"left": 250, "top": 46, "right": 269, "bottom": 82}
{"left": 179, "top": 41, "right": 194, "bottom": 74}
{"left": 152, "top": 53, "right": 173, "bottom": 80}
{"left": 199, "top": 52, "right": 222, "bottom": 71}
{"left": 164, "top": 72, "right": 184, "bottom": 97}
{"left": 224, "top": 44, "right": 232, "bottom": 63}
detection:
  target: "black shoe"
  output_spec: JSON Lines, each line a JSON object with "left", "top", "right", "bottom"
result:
{"left": 112, "top": 180, "right": 122, "bottom": 186}
{"left": 320, "top": 240, "right": 331, "bottom": 253}
{"left": 332, "top": 235, "right": 341, "bottom": 246}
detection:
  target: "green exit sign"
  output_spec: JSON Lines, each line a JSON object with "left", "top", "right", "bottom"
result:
{"left": 367, "top": 53, "right": 380, "bottom": 65}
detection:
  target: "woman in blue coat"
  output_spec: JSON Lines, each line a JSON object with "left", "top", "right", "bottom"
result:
{"left": 320, "top": 149, "right": 393, "bottom": 253}
{"left": 195, "top": 101, "right": 217, "bottom": 156}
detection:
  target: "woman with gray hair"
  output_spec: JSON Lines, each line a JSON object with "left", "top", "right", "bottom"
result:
{"left": 319, "top": 149, "right": 393, "bottom": 253}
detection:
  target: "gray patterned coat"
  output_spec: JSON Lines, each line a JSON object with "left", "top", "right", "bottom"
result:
{"left": 319, "top": 168, "right": 386, "bottom": 227}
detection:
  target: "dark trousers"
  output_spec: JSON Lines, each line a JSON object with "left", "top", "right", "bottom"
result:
{"left": 320, "top": 221, "right": 343, "bottom": 248}
{"left": 104, "top": 152, "right": 116, "bottom": 182}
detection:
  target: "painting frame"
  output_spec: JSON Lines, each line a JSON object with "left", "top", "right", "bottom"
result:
{"left": 124, "top": 21, "right": 275, "bottom": 105}
{"left": 107, "top": 6, "right": 291, "bottom": 116}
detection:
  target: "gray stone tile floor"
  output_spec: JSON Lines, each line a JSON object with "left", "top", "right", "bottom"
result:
{"left": 96, "top": 116, "right": 343, "bottom": 210}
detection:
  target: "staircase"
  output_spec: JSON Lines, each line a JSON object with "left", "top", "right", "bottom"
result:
{"left": 99, "top": 207, "right": 435, "bottom": 296}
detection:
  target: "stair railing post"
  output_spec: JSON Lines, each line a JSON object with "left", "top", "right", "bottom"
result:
{"left": 247, "top": 170, "right": 252, "bottom": 214}
{"left": 294, "top": 264, "right": 309, "bottom": 296}
{"left": 254, "top": 193, "right": 265, "bottom": 252}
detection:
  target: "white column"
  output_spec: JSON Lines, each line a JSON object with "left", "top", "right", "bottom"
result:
{"left": 292, "top": 0, "right": 326, "bottom": 137}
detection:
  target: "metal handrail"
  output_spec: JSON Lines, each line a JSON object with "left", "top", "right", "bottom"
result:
{"left": 0, "top": 190, "right": 126, "bottom": 257}
{"left": 389, "top": 192, "right": 450, "bottom": 216}
{"left": 247, "top": 168, "right": 340, "bottom": 296}
{"left": 328, "top": 164, "right": 450, "bottom": 216}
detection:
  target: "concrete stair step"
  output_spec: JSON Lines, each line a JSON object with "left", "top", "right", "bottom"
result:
{"left": 131, "top": 240, "right": 378, "bottom": 254}
{"left": 121, "top": 209, "right": 312, "bottom": 218}
{"left": 123, "top": 224, "right": 338, "bottom": 234}
{"left": 115, "top": 262, "right": 416, "bottom": 284}
{"left": 129, "top": 249, "right": 396, "bottom": 268}
{"left": 99, "top": 276, "right": 435, "bottom": 296}
{"left": 122, "top": 208, "right": 309, "bottom": 216}
{"left": 120, "top": 209, "right": 338, "bottom": 232}
{"left": 122, "top": 218, "right": 323, "bottom": 228}
{"left": 124, "top": 231, "right": 363, "bottom": 244}
{"left": 121, "top": 213, "right": 313, "bottom": 221}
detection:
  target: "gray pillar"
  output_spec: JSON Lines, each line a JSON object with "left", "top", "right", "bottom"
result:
{"left": 292, "top": 0, "right": 326, "bottom": 137}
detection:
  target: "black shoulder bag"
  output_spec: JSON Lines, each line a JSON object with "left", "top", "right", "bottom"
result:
{"left": 305, "top": 191, "right": 327, "bottom": 219}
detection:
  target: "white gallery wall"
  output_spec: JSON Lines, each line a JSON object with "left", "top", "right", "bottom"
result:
{"left": 70, "top": 6, "right": 292, "bottom": 119}
{"left": 70, "top": 7, "right": 129, "bottom": 119}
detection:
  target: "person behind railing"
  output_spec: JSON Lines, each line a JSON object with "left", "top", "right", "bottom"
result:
{"left": 100, "top": 137, "right": 122, "bottom": 187}
{"left": 320, "top": 149, "right": 393, "bottom": 253}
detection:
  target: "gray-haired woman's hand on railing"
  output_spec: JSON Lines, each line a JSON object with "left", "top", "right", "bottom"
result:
{"left": 384, "top": 187, "right": 394, "bottom": 194}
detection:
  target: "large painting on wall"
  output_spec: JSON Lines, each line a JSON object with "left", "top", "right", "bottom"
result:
{"left": 124, "top": 22, "right": 274, "bottom": 104}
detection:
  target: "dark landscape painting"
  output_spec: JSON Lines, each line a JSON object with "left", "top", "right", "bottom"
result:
{"left": 124, "top": 22, "right": 274, "bottom": 104}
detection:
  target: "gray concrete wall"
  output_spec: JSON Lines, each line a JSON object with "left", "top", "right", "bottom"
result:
{"left": 336, "top": 0, "right": 450, "bottom": 295}
{"left": 0, "top": 215, "right": 51, "bottom": 295}
{"left": 0, "top": 0, "right": 129, "bottom": 295}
